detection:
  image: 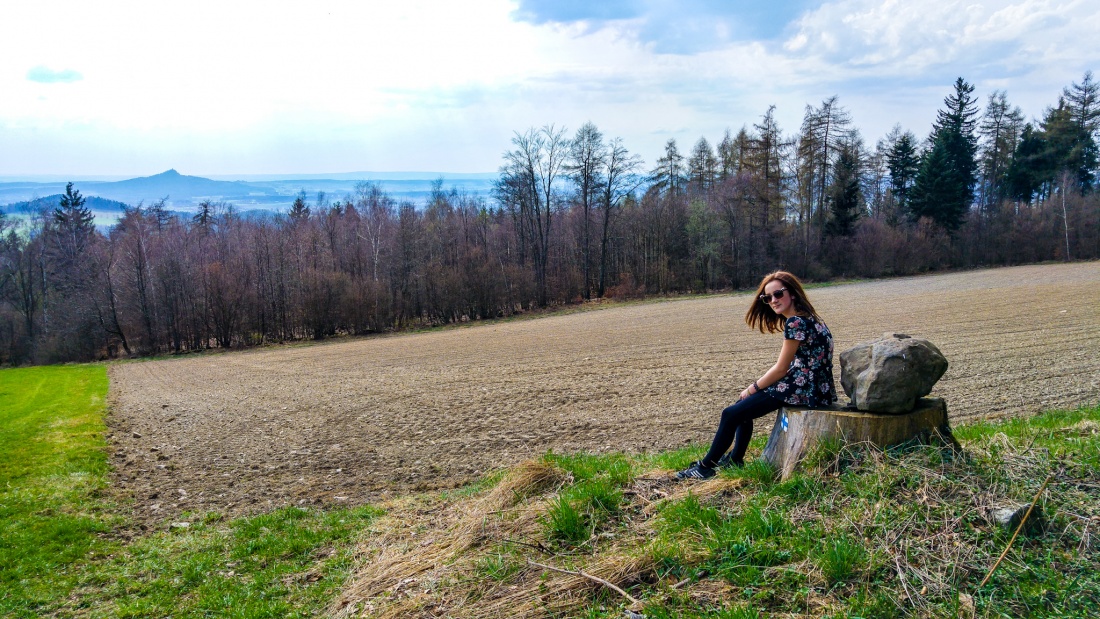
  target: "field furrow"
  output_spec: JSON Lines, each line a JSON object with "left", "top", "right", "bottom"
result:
{"left": 108, "top": 262, "right": 1100, "bottom": 523}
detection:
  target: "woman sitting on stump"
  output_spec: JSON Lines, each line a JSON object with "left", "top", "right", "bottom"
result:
{"left": 676, "top": 271, "right": 837, "bottom": 480}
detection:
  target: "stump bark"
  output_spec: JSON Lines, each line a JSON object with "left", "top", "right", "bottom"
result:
{"left": 761, "top": 398, "right": 959, "bottom": 479}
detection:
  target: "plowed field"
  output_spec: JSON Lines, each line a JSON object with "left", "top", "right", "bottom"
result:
{"left": 108, "top": 262, "right": 1100, "bottom": 523}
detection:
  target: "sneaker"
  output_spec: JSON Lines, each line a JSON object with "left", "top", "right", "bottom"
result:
{"left": 715, "top": 452, "right": 744, "bottom": 469}
{"left": 674, "top": 461, "right": 716, "bottom": 480}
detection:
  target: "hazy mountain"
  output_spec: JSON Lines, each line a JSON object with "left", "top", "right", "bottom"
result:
{"left": 2, "top": 194, "right": 131, "bottom": 216}
{"left": 0, "top": 170, "right": 497, "bottom": 211}
{"left": 100, "top": 169, "right": 256, "bottom": 202}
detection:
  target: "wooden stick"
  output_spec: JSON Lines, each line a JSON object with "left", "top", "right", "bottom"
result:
{"left": 527, "top": 559, "right": 641, "bottom": 606}
{"left": 501, "top": 538, "right": 551, "bottom": 554}
{"left": 979, "top": 474, "right": 1054, "bottom": 588}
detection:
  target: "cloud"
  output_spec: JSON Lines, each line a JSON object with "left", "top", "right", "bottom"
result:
{"left": 783, "top": 0, "right": 1087, "bottom": 75}
{"left": 513, "top": 0, "right": 818, "bottom": 53}
{"left": 26, "top": 66, "right": 83, "bottom": 83}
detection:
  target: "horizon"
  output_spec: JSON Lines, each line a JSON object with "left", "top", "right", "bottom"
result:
{"left": 0, "top": 170, "right": 500, "bottom": 184}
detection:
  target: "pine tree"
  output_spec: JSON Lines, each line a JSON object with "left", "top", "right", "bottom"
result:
{"left": 1055, "top": 72, "right": 1100, "bottom": 193}
{"left": 1004, "top": 124, "right": 1046, "bottom": 203}
{"left": 193, "top": 199, "right": 215, "bottom": 231}
{"left": 52, "top": 182, "right": 96, "bottom": 276}
{"left": 886, "top": 129, "right": 920, "bottom": 213}
{"left": 825, "top": 142, "right": 863, "bottom": 236}
{"left": 54, "top": 182, "right": 94, "bottom": 235}
{"left": 289, "top": 190, "right": 311, "bottom": 223}
{"left": 910, "top": 78, "right": 980, "bottom": 230}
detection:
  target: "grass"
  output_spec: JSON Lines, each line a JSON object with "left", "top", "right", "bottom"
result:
{"left": 5, "top": 363, "right": 1099, "bottom": 617}
{"left": 347, "top": 403, "right": 1100, "bottom": 618}
{"left": 0, "top": 365, "right": 114, "bottom": 616}
{"left": 0, "top": 365, "right": 379, "bottom": 618}
{"left": 541, "top": 452, "right": 633, "bottom": 546}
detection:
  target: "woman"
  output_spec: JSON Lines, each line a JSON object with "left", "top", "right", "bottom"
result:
{"left": 676, "top": 271, "right": 836, "bottom": 480}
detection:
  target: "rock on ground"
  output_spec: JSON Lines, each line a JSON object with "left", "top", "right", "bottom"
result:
{"left": 840, "top": 333, "right": 948, "bottom": 413}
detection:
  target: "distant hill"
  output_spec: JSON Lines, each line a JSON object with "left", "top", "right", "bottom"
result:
{"left": 0, "top": 170, "right": 498, "bottom": 211}
{"left": 101, "top": 169, "right": 256, "bottom": 202}
{"left": 2, "top": 194, "right": 130, "bottom": 216}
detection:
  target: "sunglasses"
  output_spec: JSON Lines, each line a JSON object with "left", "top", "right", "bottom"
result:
{"left": 759, "top": 288, "right": 788, "bottom": 304}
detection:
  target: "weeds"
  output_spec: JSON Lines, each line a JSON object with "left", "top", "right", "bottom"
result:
{"left": 815, "top": 534, "right": 869, "bottom": 584}
{"left": 337, "top": 404, "right": 1100, "bottom": 618}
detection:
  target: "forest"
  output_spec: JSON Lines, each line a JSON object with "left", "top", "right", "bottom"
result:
{"left": 0, "top": 74, "right": 1097, "bottom": 364}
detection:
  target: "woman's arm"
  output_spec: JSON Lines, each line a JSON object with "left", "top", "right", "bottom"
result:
{"left": 739, "top": 338, "right": 800, "bottom": 400}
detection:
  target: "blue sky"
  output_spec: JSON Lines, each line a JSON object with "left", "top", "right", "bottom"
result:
{"left": 2, "top": 0, "right": 1097, "bottom": 177}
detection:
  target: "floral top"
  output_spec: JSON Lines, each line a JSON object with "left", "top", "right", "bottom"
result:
{"left": 763, "top": 315, "right": 836, "bottom": 407}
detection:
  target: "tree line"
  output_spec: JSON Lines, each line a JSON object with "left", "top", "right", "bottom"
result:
{"left": 1, "top": 73, "right": 1097, "bottom": 364}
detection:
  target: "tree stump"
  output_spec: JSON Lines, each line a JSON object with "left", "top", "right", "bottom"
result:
{"left": 761, "top": 398, "right": 959, "bottom": 479}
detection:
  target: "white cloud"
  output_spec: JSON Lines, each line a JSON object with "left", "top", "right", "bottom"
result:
{"left": 1, "top": 1, "right": 1098, "bottom": 175}
{"left": 784, "top": 0, "right": 1094, "bottom": 73}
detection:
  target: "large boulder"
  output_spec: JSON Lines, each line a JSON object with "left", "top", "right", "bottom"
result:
{"left": 840, "top": 333, "right": 948, "bottom": 413}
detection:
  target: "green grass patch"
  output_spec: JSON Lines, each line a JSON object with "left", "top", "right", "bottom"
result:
{"left": 541, "top": 452, "right": 633, "bottom": 545}
{"left": 0, "top": 365, "right": 115, "bottom": 617}
{"left": 0, "top": 365, "right": 380, "bottom": 619}
{"left": 523, "top": 404, "right": 1100, "bottom": 618}
{"left": 86, "top": 504, "right": 379, "bottom": 618}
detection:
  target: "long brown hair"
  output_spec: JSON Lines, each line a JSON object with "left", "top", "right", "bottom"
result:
{"left": 744, "top": 271, "right": 820, "bottom": 333}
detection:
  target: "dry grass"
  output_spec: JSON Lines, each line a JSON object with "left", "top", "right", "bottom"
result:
{"left": 328, "top": 404, "right": 1100, "bottom": 618}
{"left": 330, "top": 460, "right": 568, "bottom": 618}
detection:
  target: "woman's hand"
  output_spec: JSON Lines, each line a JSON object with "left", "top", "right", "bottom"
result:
{"left": 739, "top": 386, "right": 752, "bottom": 400}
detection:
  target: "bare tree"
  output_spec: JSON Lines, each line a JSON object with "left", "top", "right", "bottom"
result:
{"left": 497, "top": 125, "right": 570, "bottom": 305}
{"left": 598, "top": 138, "right": 644, "bottom": 297}
{"left": 566, "top": 122, "right": 607, "bottom": 299}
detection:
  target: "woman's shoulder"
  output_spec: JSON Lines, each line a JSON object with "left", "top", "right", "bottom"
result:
{"left": 788, "top": 314, "right": 831, "bottom": 335}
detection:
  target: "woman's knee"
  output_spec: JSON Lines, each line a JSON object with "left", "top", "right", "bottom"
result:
{"left": 720, "top": 402, "right": 747, "bottom": 424}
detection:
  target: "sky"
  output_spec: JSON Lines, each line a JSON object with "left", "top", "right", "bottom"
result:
{"left": 2, "top": 0, "right": 1098, "bottom": 178}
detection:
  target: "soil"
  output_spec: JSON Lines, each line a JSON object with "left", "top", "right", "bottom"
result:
{"left": 106, "top": 262, "right": 1100, "bottom": 525}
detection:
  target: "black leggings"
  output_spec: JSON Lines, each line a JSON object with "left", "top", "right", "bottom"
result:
{"left": 701, "top": 390, "right": 783, "bottom": 467}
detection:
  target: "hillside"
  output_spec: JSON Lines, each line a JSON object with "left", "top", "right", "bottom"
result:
{"left": 2, "top": 365, "right": 1096, "bottom": 618}
{"left": 98, "top": 168, "right": 256, "bottom": 202}
{"left": 0, "top": 170, "right": 497, "bottom": 210}
{"left": 1, "top": 194, "right": 130, "bottom": 215}
{"left": 328, "top": 406, "right": 1100, "bottom": 617}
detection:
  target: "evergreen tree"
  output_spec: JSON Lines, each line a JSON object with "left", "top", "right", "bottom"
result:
{"left": 52, "top": 182, "right": 96, "bottom": 275}
{"left": 54, "top": 182, "right": 94, "bottom": 237}
{"left": 193, "top": 199, "right": 215, "bottom": 231}
{"left": 1048, "top": 75, "right": 1100, "bottom": 194}
{"left": 825, "top": 142, "right": 863, "bottom": 236}
{"left": 910, "top": 78, "right": 980, "bottom": 230}
{"left": 289, "top": 190, "right": 311, "bottom": 223}
{"left": 1004, "top": 124, "right": 1046, "bottom": 203}
{"left": 886, "top": 129, "right": 920, "bottom": 213}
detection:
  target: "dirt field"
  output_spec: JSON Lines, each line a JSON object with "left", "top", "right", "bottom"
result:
{"left": 107, "top": 262, "right": 1100, "bottom": 524}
